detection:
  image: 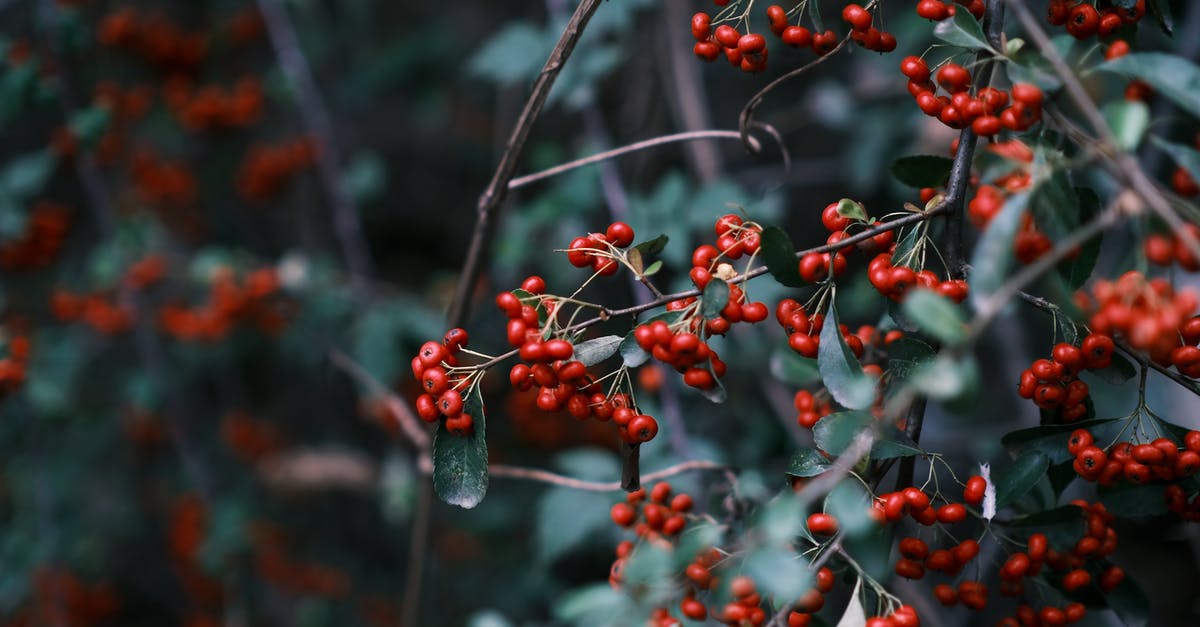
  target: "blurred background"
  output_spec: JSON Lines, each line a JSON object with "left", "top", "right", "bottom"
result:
{"left": 1, "top": 0, "right": 1198, "bottom": 625}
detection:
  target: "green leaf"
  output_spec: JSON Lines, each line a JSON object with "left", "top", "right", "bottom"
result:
{"left": 995, "top": 450, "right": 1050, "bottom": 508}
{"left": 554, "top": 584, "right": 634, "bottom": 627}
{"left": 836, "top": 198, "right": 867, "bottom": 222}
{"left": 813, "top": 411, "right": 873, "bottom": 456}
{"left": 1002, "top": 418, "right": 1121, "bottom": 464}
{"left": 755, "top": 493, "right": 806, "bottom": 543}
{"left": 908, "top": 354, "right": 977, "bottom": 401}
{"left": 467, "top": 23, "right": 553, "bottom": 86}
{"left": 1146, "top": 0, "right": 1173, "bottom": 37}
{"left": 761, "top": 226, "right": 805, "bottom": 288}
{"left": 1097, "top": 482, "right": 1169, "bottom": 518}
{"left": 818, "top": 303, "right": 876, "bottom": 410}
{"left": 871, "top": 429, "right": 924, "bottom": 460}
{"left": 1005, "top": 49, "right": 1063, "bottom": 92}
{"left": 770, "top": 348, "right": 821, "bottom": 386}
{"left": 632, "top": 233, "right": 669, "bottom": 256}
{"left": 1030, "top": 166, "right": 1078, "bottom": 240}
{"left": 902, "top": 290, "right": 966, "bottom": 345}
{"left": 701, "top": 278, "right": 729, "bottom": 319}
{"left": 1057, "top": 188, "right": 1102, "bottom": 290}
{"left": 68, "top": 106, "right": 111, "bottom": 146}
{"left": 1096, "top": 53, "right": 1200, "bottom": 120}
{"left": 0, "top": 149, "right": 56, "bottom": 198}
{"left": 885, "top": 337, "right": 935, "bottom": 382}
{"left": 744, "top": 548, "right": 812, "bottom": 602}
{"left": 536, "top": 486, "right": 612, "bottom": 563}
{"left": 969, "top": 192, "right": 1030, "bottom": 312}
{"left": 572, "top": 335, "right": 622, "bottom": 366}
{"left": 1150, "top": 136, "right": 1200, "bottom": 184}
{"left": 787, "top": 447, "right": 833, "bottom": 478}
{"left": 642, "top": 259, "right": 662, "bottom": 277}
{"left": 1103, "top": 101, "right": 1149, "bottom": 151}
{"left": 618, "top": 331, "right": 649, "bottom": 368}
{"left": 1107, "top": 573, "right": 1151, "bottom": 627}
{"left": 432, "top": 387, "right": 489, "bottom": 508}
{"left": 826, "top": 480, "right": 874, "bottom": 538}
{"left": 1000, "top": 504, "right": 1086, "bottom": 528}
{"left": 932, "top": 8, "right": 996, "bottom": 52}
{"left": 889, "top": 155, "right": 954, "bottom": 188}
{"left": 698, "top": 359, "right": 728, "bottom": 404}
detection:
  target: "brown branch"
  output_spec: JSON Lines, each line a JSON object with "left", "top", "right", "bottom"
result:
{"left": 488, "top": 459, "right": 730, "bottom": 491}
{"left": 738, "top": 36, "right": 852, "bottom": 150}
{"left": 257, "top": 0, "right": 374, "bottom": 290}
{"left": 448, "top": 0, "right": 606, "bottom": 329}
{"left": 1004, "top": 0, "right": 1200, "bottom": 263}
{"left": 328, "top": 349, "right": 432, "bottom": 451}
{"left": 1116, "top": 341, "right": 1200, "bottom": 397}
{"left": 508, "top": 130, "right": 757, "bottom": 191}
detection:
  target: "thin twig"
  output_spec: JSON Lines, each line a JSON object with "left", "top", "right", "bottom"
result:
{"left": 738, "top": 36, "right": 852, "bottom": 150}
{"left": 448, "top": 0, "right": 606, "bottom": 328}
{"left": 1005, "top": 0, "right": 1200, "bottom": 263}
{"left": 488, "top": 459, "right": 730, "bottom": 491}
{"left": 510, "top": 130, "right": 755, "bottom": 190}
{"left": 257, "top": 0, "right": 374, "bottom": 291}
{"left": 896, "top": 397, "right": 928, "bottom": 490}
{"left": 328, "top": 349, "right": 432, "bottom": 451}
{"left": 1116, "top": 341, "right": 1200, "bottom": 397}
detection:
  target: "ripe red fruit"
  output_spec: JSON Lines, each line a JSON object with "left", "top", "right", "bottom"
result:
{"left": 715, "top": 24, "right": 740, "bottom": 48}
{"left": 691, "top": 12, "right": 711, "bottom": 41}
{"left": 1067, "top": 3, "right": 1100, "bottom": 39}
{"left": 610, "top": 502, "right": 636, "bottom": 526}
{"left": 916, "top": 0, "right": 949, "bottom": 21}
{"left": 605, "top": 222, "right": 634, "bottom": 247}
{"left": 807, "top": 512, "right": 838, "bottom": 535}
{"left": 963, "top": 475, "right": 986, "bottom": 505}
{"left": 842, "top": 4, "right": 872, "bottom": 31}
{"left": 936, "top": 63, "right": 970, "bottom": 92}
{"left": 781, "top": 25, "right": 812, "bottom": 48}
{"left": 737, "top": 33, "right": 767, "bottom": 55}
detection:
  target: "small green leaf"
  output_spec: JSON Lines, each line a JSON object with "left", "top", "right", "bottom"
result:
{"left": 970, "top": 192, "right": 1030, "bottom": 312}
{"left": 618, "top": 331, "right": 649, "bottom": 368}
{"left": 1103, "top": 100, "right": 1150, "bottom": 151}
{"left": 995, "top": 450, "right": 1050, "bottom": 508}
{"left": 933, "top": 8, "right": 996, "bottom": 52}
{"left": 818, "top": 302, "right": 876, "bottom": 410}
{"left": 1146, "top": 0, "right": 1172, "bottom": 37}
{"left": 826, "top": 480, "right": 874, "bottom": 538}
{"left": 889, "top": 155, "right": 954, "bottom": 188}
{"left": 871, "top": 429, "right": 924, "bottom": 460}
{"left": 1096, "top": 53, "right": 1200, "bottom": 120}
{"left": 770, "top": 348, "right": 821, "bottom": 386}
{"left": 755, "top": 493, "right": 805, "bottom": 544}
{"left": 701, "top": 278, "right": 729, "bottom": 319}
{"left": 642, "top": 259, "right": 662, "bottom": 277}
{"left": 902, "top": 290, "right": 966, "bottom": 345}
{"left": 787, "top": 447, "right": 833, "bottom": 478}
{"left": 836, "top": 198, "right": 868, "bottom": 222}
{"left": 572, "top": 335, "right": 622, "bottom": 366}
{"left": 632, "top": 233, "right": 669, "bottom": 256}
{"left": 761, "top": 226, "right": 805, "bottom": 288}
{"left": 432, "top": 387, "right": 489, "bottom": 509}
{"left": 744, "top": 548, "right": 812, "bottom": 602}
{"left": 0, "top": 149, "right": 56, "bottom": 198}
{"left": 813, "top": 411, "right": 873, "bottom": 456}
{"left": 68, "top": 106, "right": 111, "bottom": 146}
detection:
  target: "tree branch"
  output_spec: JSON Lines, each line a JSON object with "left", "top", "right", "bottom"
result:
{"left": 448, "top": 0, "right": 606, "bottom": 329}
{"left": 489, "top": 459, "right": 730, "bottom": 491}
{"left": 328, "top": 349, "right": 432, "bottom": 451}
{"left": 257, "top": 0, "right": 374, "bottom": 291}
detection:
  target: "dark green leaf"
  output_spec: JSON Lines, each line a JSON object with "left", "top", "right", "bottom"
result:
{"left": 995, "top": 450, "right": 1050, "bottom": 508}
{"left": 933, "top": 8, "right": 995, "bottom": 52}
{"left": 1150, "top": 136, "right": 1200, "bottom": 184}
{"left": 884, "top": 336, "right": 934, "bottom": 382}
{"left": 909, "top": 354, "right": 978, "bottom": 402}
{"left": 817, "top": 303, "right": 876, "bottom": 410}
{"left": 1053, "top": 312, "right": 1079, "bottom": 346}
{"left": 902, "top": 290, "right": 966, "bottom": 345}
{"left": 1107, "top": 572, "right": 1151, "bottom": 627}
{"left": 632, "top": 233, "right": 669, "bottom": 256}
{"left": 1002, "top": 418, "right": 1121, "bottom": 464}
{"left": 826, "top": 480, "right": 874, "bottom": 538}
{"left": 744, "top": 547, "right": 811, "bottom": 601}
{"left": 1005, "top": 48, "right": 1063, "bottom": 92}
{"left": 871, "top": 428, "right": 924, "bottom": 460}
{"left": 1103, "top": 101, "right": 1149, "bottom": 151}
{"left": 572, "top": 335, "right": 622, "bottom": 366}
{"left": 970, "top": 192, "right": 1030, "bottom": 312}
{"left": 1030, "top": 167, "right": 1078, "bottom": 240}
{"left": 701, "top": 278, "right": 729, "bottom": 319}
{"left": 770, "top": 348, "right": 821, "bottom": 386}
{"left": 1000, "top": 504, "right": 1085, "bottom": 527}
{"left": 619, "top": 331, "right": 649, "bottom": 368}
{"left": 813, "top": 411, "right": 872, "bottom": 456}
{"left": 698, "top": 358, "right": 727, "bottom": 404}
{"left": 1098, "top": 482, "right": 1169, "bottom": 518}
{"left": 761, "top": 226, "right": 805, "bottom": 288}
{"left": 787, "top": 447, "right": 833, "bottom": 478}
{"left": 1096, "top": 53, "right": 1200, "bottom": 120}
{"left": 536, "top": 486, "right": 612, "bottom": 562}
{"left": 0, "top": 149, "right": 56, "bottom": 198}
{"left": 889, "top": 155, "right": 954, "bottom": 188}
{"left": 1057, "top": 188, "right": 1102, "bottom": 290}
{"left": 68, "top": 106, "right": 111, "bottom": 146}
{"left": 1087, "top": 351, "right": 1137, "bottom": 385}
{"left": 432, "top": 387, "right": 489, "bottom": 508}
{"left": 1146, "top": 0, "right": 1172, "bottom": 37}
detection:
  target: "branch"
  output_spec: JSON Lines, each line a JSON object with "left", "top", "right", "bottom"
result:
{"left": 488, "top": 459, "right": 730, "bottom": 491}
{"left": 896, "top": 397, "right": 928, "bottom": 490}
{"left": 738, "top": 36, "right": 852, "bottom": 150}
{"left": 1004, "top": 0, "right": 1200, "bottom": 264}
{"left": 448, "top": 0, "right": 606, "bottom": 329}
{"left": 1116, "top": 341, "right": 1200, "bottom": 397}
{"left": 257, "top": 0, "right": 374, "bottom": 290}
{"left": 508, "top": 130, "right": 757, "bottom": 191}
{"left": 328, "top": 350, "right": 432, "bottom": 451}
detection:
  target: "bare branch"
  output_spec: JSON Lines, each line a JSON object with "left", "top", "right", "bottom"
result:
{"left": 328, "top": 350, "right": 432, "bottom": 451}
{"left": 488, "top": 459, "right": 730, "bottom": 491}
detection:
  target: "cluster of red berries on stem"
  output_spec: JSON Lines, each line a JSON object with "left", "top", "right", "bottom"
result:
{"left": 690, "top": 12, "right": 771, "bottom": 73}
{"left": 1016, "top": 335, "right": 1113, "bottom": 422}
{"left": 902, "top": 55, "right": 1045, "bottom": 135}
{"left": 1069, "top": 427, "right": 1200, "bottom": 487}
{"left": 411, "top": 328, "right": 476, "bottom": 436}
{"left": 1078, "top": 271, "right": 1199, "bottom": 373}
{"left": 841, "top": 3, "right": 898, "bottom": 53}
{"left": 1047, "top": 0, "right": 1145, "bottom": 39}
{"left": 566, "top": 221, "right": 635, "bottom": 276}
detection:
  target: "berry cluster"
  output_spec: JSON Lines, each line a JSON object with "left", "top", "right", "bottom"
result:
{"left": 167, "top": 76, "right": 264, "bottom": 132}
{"left": 902, "top": 56, "right": 1045, "bottom": 135}
{"left": 1080, "top": 270, "right": 1199, "bottom": 370}
{"left": 775, "top": 298, "right": 871, "bottom": 361}
{"left": 914, "top": 0, "right": 985, "bottom": 21}
{"left": 608, "top": 483, "right": 695, "bottom": 582}
{"left": 784, "top": 566, "right": 838, "bottom": 626}
{"left": 964, "top": 141, "right": 1059, "bottom": 264}
{"left": 157, "top": 267, "right": 289, "bottom": 341}
{"left": 131, "top": 147, "right": 198, "bottom": 210}
{"left": 411, "top": 328, "right": 476, "bottom": 435}
{"left": 867, "top": 254, "right": 969, "bottom": 303}
{"left": 1069, "top": 428, "right": 1200, "bottom": 486}
{"left": 691, "top": 14, "right": 772, "bottom": 73}
{"left": 566, "top": 221, "right": 635, "bottom": 275}
{"left": 840, "top": 4, "right": 898, "bottom": 53}
{"left": 236, "top": 137, "right": 318, "bottom": 204}
{"left": 632, "top": 321, "right": 727, "bottom": 392}
{"left": 1144, "top": 223, "right": 1200, "bottom": 271}
{"left": 0, "top": 335, "right": 31, "bottom": 400}
{"left": 0, "top": 201, "right": 70, "bottom": 271}
{"left": 1047, "top": 0, "right": 1145, "bottom": 39}
{"left": 98, "top": 6, "right": 209, "bottom": 71}
{"left": 50, "top": 290, "right": 136, "bottom": 335}
{"left": 1015, "top": 335, "right": 1113, "bottom": 422}
{"left": 792, "top": 389, "right": 833, "bottom": 429}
